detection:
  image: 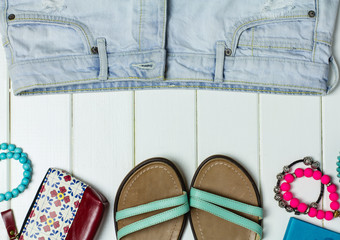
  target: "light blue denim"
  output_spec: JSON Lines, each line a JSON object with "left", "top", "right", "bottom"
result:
{"left": 0, "top": 0, "right": 339, "bottom": 96}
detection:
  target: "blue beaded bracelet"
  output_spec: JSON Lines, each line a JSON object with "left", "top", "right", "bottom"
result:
{"left": 0, "top": 142, "right": 32, "bottom": 202}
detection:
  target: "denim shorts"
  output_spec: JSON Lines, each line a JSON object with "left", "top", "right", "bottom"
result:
{"left": 0, "top": 0, "right": 339, "bottom": 96}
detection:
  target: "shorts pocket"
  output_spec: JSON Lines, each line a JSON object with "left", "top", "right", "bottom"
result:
{"left": 235, "top": 15, "right": 316, "bottom": 61}
{"left": 7, "top": 14, "right": 95, "bottom": 61}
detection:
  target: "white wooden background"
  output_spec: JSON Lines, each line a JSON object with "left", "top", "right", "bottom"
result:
{"left": 1, "top": 14, "right": 340, "bottom": 240}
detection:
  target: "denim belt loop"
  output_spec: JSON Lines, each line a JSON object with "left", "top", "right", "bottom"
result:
{"left": 327, "top": 56, "right": 339, "bottom": 94}
{"left": 97, "top": 38, "right": 108, "bottom": 81}
{"left": 214, "top": 41, "right": 226, "bottom": 82}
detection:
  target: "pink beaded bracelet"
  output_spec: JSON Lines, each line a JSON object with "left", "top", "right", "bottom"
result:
{"left": 274, "top": 157, "right": 340, "bottom": 221}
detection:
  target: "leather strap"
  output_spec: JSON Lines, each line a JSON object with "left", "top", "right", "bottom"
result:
{"left": 116, "top": 192, "right": 188, "bottom": 221}
{"left": 1, "top": 209, "right": 18, "bottom": 239}
{"left": 190, "top": 188, "right": 263, "bottom": 240}
{"left": 190, "top": 188, "right": 263, "bottom": 217}
{"left": 116, "top": 192, "right": 189, "bottom": 240}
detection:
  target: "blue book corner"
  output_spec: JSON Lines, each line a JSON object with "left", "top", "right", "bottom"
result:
{"left": 283, "top": 218, "right": 340, "bottom": 240}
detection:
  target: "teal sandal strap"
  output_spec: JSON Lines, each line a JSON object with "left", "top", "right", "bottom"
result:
{"left": 190, "top": 188, "right": 263, "bottom": 239}
{"left": 116, "top": 192, "right": 188, "bottom": 221}
{"left": 116, "top": 192, "right": 189, "bottom": 240}
{"left": 190, "top": 188, "right": 263, "bottom": 218}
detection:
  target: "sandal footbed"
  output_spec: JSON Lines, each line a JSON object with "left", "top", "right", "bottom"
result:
{"left": 189, "top": 155, "right": 262, "bottom": 240}
{"left": 114, "top": 158, "right": 187, "bottom": 240}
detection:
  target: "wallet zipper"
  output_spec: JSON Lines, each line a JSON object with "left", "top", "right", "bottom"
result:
{"left": 16, "top": 169, "right": 51, "bottom": 239}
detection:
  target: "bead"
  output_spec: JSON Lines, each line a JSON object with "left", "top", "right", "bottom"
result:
{"left": 276, "top": 173, "right": 284, "bottom": 180}
{"left": 6, "top": 152, "right": 13, "bottom": 158}
{"left": 321, "top": 175, "right": 331, "bottom": 185}
{"left": 290, "top": 198, "right": 300, "bottom": 208}
{"left": 281, "top": 182, "right": 291, "bottom": 192}
{"left": 313, "top": 170, "right": 322, "bottom": 180}
{"left": 297, "top": 203, "right": 308, "bottom": 213}
{"left": 308, "top": 208, "right": 317, "bottom": 218}
{"left": 283, "top": 166, "right": 290, "bottom": 173}
{"left": 274, "top": 194, "right": 282, "bottom": 201}
{"left": 325, "top": 211, "right": 334, "bottom": 221}
{"left": 14, "top": 147, "right": 22, "bottom": 153}
{"left": 337, "top": 162, "right": 340, "bottom": 167}
{"left": 304, "top": 168, "right": 313, "bottom": 178}
{"left": 23, "top": 170, "right": 31, "bottom": 178}
{"left": 327, "top": 184, "right": 337, "bottom": 193}
{"left": 303, "top": 156, "right": 313, "bottom": 165}
{"left": 316, "top": 210, "right": 325, "bottom": 220}
{"left": 334, "top": 210, "right": 340, "bottom": 218}
{"left": 338, "top": 156, "right": 340, "bottom": 161}
{"left": 285, "top": 206, "right": 294, "bottom": 213}
{"left": 283, "top": 192, "right": 293, "bottom": 201}
{"left": 274, "top": 186, "right": 281, "bottom": 194}
{"left": 8, "top": 144, "right": 15, "bottom": 151}
{"left": 23, "top": 163, "right": 31, "bottom": 171}
{"left": 310, "top": 202, "right": 318, "bottom": 209}
{"left": 330, "top": 193, "right": 339, "bottom": 201}
{"left": 17, "top": 184, "right": 26, "bottom": 193}
{"left": 311, "top": 161, "right": 320, "bottom": 169}
{"left": 330, "top": 201, "right": 340, "bottom": 210}
{"left": 0, "top": 143, "right": 8, "bottom": 150}
{"left": 337, "top": 167, "right": 340, "bottom": 172}
{"left": 5, "top": 191, "right": 12, "bottom": 201}
{"left": 294, "top": 168, "right": 304, "bottom": 178}
{"left": 0, "top": 143, "right": 31, "bottom": 200}
{"left": 19, "top": 157, "right": 28, "bottom": 164}
{"left": 279, "top": 200, "right": 287, "bottom": 208}
{"left": 21, "top": 178, "right": 30, "bottom": 186}
{"left": 11, "top": 189, "right": 19, "bottom": 198}
{"left": 284, "top": 174, "right": 295, "bottom": 183}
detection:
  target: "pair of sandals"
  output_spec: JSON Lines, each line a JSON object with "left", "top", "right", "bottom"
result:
{"left": 114, "top": 155, "right": 263, "bottom": 240}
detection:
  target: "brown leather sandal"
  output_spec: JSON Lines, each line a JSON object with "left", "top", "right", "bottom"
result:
{"left": 189, "top": 155, "right": 263, "bottom": 240}
{"left": 114, "top": 158, "right": 189, "bottom": 240}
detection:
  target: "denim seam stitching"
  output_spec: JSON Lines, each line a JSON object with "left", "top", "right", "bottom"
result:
{"left": 166, "top": 78, "right": 324, "bottom": 91}
{"left": 5, "top": 0, "right": 14, "bottom": 64}
{"left": 231, "top": 14, "right": 310, "bottom": 53}
{"left": 13, "top": 76, "right": 164, "bottom": 94}
{"left": 251, "top": 28, "right": 254, "bottom": 56}
{"left": 316, "top": 39, "right": 332, "bottom": 46}
{"left": 14, "top": 77, "right": 324, "bottom": 94}
{"left": 10, "top": 17, "right": 93, "bottom": 50}
{"left": 17, "top": 85, "right": 322, "bottom": 96}
{"left": 9, "top": 49, "right": 164, "bottom": 68}
{"left": 239, "top": 38, "right": 313, "bottom": 48}
{"left": 139, "top": 0, "right": 143, "bottom": 50}
{"left": 313, "top": 0, "right": 319, "bottom": 62}
{"left": 238, "top": 44, "right": 312, "bottom": 52}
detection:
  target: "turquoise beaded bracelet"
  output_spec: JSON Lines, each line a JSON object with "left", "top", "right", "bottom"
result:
{"left": 0, "top": 142, "right": 32, "bottom": 202}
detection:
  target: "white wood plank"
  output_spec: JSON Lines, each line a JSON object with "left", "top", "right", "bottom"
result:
{"left": 0, "top": 40, "right": 10, "bottom": 240}
{"left": 197, "top": 92, "right": 260, "bottom": 185}
{"left": 72, "top": 92, "right": 134, "bottom": 240}
{"left": 260, "top": 95, "right": 322, "bottom": 239}
{"left": 10, "top": 94, "right": 71, "bottom": 231}
{"left": 135, "top": 90, "right": 197, "bottom": 240}
{"left": 322, "top": 85, "right": 340, "bottom": 233}
{"left": 322, "top": 8, "right": 340, "bottom": 232}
